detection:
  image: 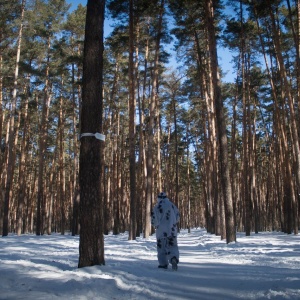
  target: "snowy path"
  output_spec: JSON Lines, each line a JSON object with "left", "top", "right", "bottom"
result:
{"left": 0, "top": 229, "right": 300, "bottom": 299}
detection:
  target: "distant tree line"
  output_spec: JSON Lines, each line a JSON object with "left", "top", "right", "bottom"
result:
{"left": 0, "top": 0, "right": 299, "bottom": 243}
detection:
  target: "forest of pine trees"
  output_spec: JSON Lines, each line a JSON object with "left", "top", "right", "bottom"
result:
{"left": 0, "top": 0, "right": 299, "bottom": 242}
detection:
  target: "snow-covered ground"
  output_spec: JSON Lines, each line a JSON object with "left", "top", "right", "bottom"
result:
{"left": 1, "top": 228, "right": 300, "bottom": 299}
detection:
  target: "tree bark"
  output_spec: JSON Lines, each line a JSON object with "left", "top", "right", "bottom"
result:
{"left": 128, "top": 0, "right": 136, "bottom": 240}
{"left": 206, "top": 0, "right": 236, "bottom": 243}
{"left": 36, "top": 61, "right": 51, "bottom": 236}
{"left": 58, "top": 83, "right": 66, "bottom": 235}
{"left": 17, "top": 83, "right": 29, "bottom": 235}
{"left": 268, "top": 1, "right": 300, "bottom": 195}
{"left": 144, "top": 0, "right": 164, "bottom": 238}
{"left": 78, "top": 0, "right": 105, "bottom": 268}
{"left": 2, "top": 0, "right": 25, "bottom": 236}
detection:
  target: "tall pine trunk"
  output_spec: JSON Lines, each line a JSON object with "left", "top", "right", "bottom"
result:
{"left": 128, "top": 0, "right": 136, "bottom": 240}
{"left": 144, "top": 0, "right": 164, "bottom": 238}
{"left": 17, "top": 84, "right": 29, "bottom": 235}
{"left": 206, "top": 0, "right": 236, "bottom": 243}
{"left": 78, "top": 0, "right": 105, "bottom": 268}
{"left": 58, "top": 83, "right": 66, "bottom": 235}
{"left": 2, "top": 0, "right": 25, "bottom": 236}
{"left": 36, "top": 60, "right": 51, "bottom": 236}
{"left": 269, "top": 1, "right": 300, "bottom": 196}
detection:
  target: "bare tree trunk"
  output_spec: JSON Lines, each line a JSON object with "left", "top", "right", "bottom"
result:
{"left": 2, "top": 0, "right": 25, "bottom": 236}
{"left": 128, "top": 0, "right": 136, "bottom": 240}
{"left": 47, "top": 152, "right": 57, "bottom": 235}
{"left": 112, "top": 112, "right": 120, "bottom": 235}
{"left": 106, "top": 59, "right": 121, "bottom": 235}
{"left": 269, "top": 2, "right": 300, "bottom": 194}
{"left": 187, "top": 124, "right": 191, "bottom": 234}
{"left": 172, "top": 88, "right": 179, "bottom": 209}
{"left": 141, "top": 32, "right": 149, "bottom": 232}
{"left": 17, "top": 84, "right": 29, "bottom": 235}
{"left": 58, "top": 83, "right": 66, "bottom": 234}
{"left": 194, "top": 28, "right": 218, "bottom": 234}
{"left": 156, "top": 117, "right": 162, "bottom": 193}
{"left": 78, "top": 0, "right": 105, "bottom": 268}
{"left": 0, "top": 53, "right": 3, "bottom": 234}
{"left": 36, "top": 65, "right": 51, "bottom": 236}
{"left": 250, "top": 99, "right": 259, "bottom": 233}
{"left": 286, "top": 0, "right": 300, "bottom": 124}
{"left": 206, "top": 0, "right": 236, "bottom": 243}
{"left": 136, "top": 25, "right": 146, "bottom": 236}
{"left": 0, "top": 57, "right": 3, "bottom": 195}
{"left": 144, "top": 0, "right": 164, "bottom": 238}
{"left": 71, "top": 62, "right": 80, "bottom": 236}
{"left": 134, "top": 22, "right": 143, "bottom": 237}
{"left": 298, "top": 0, "right": 300, "bottom": 126}
{"left": 268, "top": 3, "right": 300, "bottom": 233}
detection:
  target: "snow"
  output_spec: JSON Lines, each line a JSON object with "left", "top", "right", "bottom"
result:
{"left": 1, "top": 229, "right": 300, "bottom": 300}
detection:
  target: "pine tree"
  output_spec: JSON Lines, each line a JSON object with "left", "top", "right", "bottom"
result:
{"left": 78, "top": 0, "right": 106, "bottom": 268}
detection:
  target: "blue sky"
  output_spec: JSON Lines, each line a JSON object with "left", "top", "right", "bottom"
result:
{"left": 66, "top": 0, "right": 235, "bottom": 82}
{"left": 67, "top": 0, "right": 85, "bottom": 10}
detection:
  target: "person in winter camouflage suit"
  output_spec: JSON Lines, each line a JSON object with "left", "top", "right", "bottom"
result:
{"left": 151, "top": 192, "right": 180, "bottom": 270}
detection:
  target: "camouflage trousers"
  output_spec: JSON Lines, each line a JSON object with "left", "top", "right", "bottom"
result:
{"left": 156, "top": 236, "right": 179, "bottom": 266}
